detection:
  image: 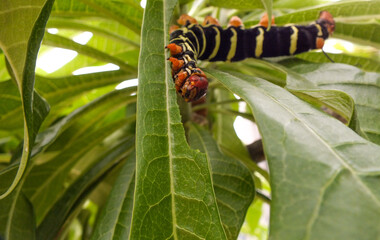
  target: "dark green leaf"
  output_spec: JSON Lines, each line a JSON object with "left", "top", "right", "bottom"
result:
{"left": 37, "top": 137, "right": 135, "bottom": 240}
{"left": 188, "top": 124, "right": 255, "bottom": 240}
{"left": 91, "top": 152, "right": 136, "bottom": 240}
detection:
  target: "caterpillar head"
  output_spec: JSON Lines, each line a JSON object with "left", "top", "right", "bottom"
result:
{"left": 318, "top": 11, "right": 335, "bottom": 35}
{"left": 181, "top": 73, "right": 208, "bottom": 102}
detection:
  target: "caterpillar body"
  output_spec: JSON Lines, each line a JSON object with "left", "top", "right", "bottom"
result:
{"left": 166, "top": 11, "right": 335, "bottom": 102}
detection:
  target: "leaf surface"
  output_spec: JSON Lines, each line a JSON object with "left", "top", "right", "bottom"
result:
{"left": 188, "top": 124, "right": 255, "bottom": 240}
{"left": 130, "top": 0, "right": 227, "bottom": 238}
{"left": 206, "top": 68, "right": 380, "bottom": 240}
{"left": 0, "top": 0, "right": 53, "bottom": 199}
{"left": 91, "top": 152, "right": 136, "bottom": 240}
{"left": 288, "top": 62, "right": 380, "bottom": 145}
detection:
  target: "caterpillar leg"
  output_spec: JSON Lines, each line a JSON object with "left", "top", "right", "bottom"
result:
{"left": 228, "top": 16, "right": 244, "bottom": 28}
{"left": 259, "top": 12, "right": 275, "bottom": 28}
{"left": 165, "top": 43, "right": 183, "bottom": 56}
{"left": 177, "top": 14, "right": 197, "bottom": 26}
{"left": 203, "top": 16, "right": 220, "bottom": 26}
{"left": 168, "top": 57, "right": 184, "bottom": 72}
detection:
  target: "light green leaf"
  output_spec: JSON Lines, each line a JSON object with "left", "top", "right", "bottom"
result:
{"left": 333, "top": 22, "right": 380, "bottom": 49}
{"left": 208, "top": 0, "right": 264, "bottom": 10}
{"left": 274, "top": 0, "right": 380, "bottom": 25}
{"left": 91, "top": 152, "right": 136, "bottom": 240}
{"left": 296, "top": 52, "right": 380, "bottom": 73}
{"left": 188, "top": 124, "right": 255, "bottom": 240}
{"left": 0, "top": 0, "right": 54, "bottom": 199}
{"left": 46, "top": 18, "right": 140, "bottom": 47}
{"left": 238, "top": 59, "right": 356, "bottom": 126}
{"left": 43, "top": 33, "right": 136, "bottom": 72}
{"left": 206, "top": 68, "right": 380, "bottom": 240}
{"left": 130, "top": 0, "right": 227, "bottom": 238}
{"left": 79, "top": 0, "right": 143, "bottom": 34}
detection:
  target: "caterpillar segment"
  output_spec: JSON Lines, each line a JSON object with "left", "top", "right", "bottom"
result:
{"left": 167, "top": 12, "right": 335, "bottom": 102}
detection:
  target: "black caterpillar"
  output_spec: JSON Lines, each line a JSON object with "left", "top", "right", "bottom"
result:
{"left": 166, "top": 11, "right": 335, "bottom": 102}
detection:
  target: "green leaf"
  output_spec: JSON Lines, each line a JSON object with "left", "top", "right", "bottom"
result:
{"left": 274, "top": 0, "right": 380, "bottom": 25}
{"left": 78, "top": 0, "right": 143, "bottom": 34}
{"left": 37, "top": 137, "right": 135, "bottom": 240}
{"left": 22, "top": 89, "right": 137, "bottom": 223}
{"left": 91, "top": 152, "right": 136, "bottom": 240}
{"left": 206, "top": 68, "right": 380, "bottom": 240}
{"left": 238, "top": 59, "right": 356, "bottom": 126}
{"left": 188, "top": 124, "right": 255, "bottom": 240}
{"left": 0, "top": 0, "right": 54, "bottom": 199}
{"left": 43, "top": 33, "right": 137, "bottom": 72}
{"left": 46, "top": 18, "right": 140, "bottom": 47}
{"left": 287, "top": 62, "right": 380, "bottom": 145}
{"left": 296, "top": 52, "right": 380, "bottom": 73}
{"left": 0, "top": 71, "right": 135, "bottom": 131}
{"left": 208, "top": 0, "right": 264, "bottom": 10}
{"left": 130, "top": 0, "right": 227, "bottom": 238}
{"left": 0, "top": 191, "right": 36, "bottom": 240}
{"left": 52, "top": 0, "right": 97, "bottom": 17}
{"left": 0, "top": 165, "right": 35, "bottom": 240}
{"left": 333, "top": 22, "right": 380, "bottom": 49}
{"left": 211, "top": 87, "right": 270, "bottom": 181}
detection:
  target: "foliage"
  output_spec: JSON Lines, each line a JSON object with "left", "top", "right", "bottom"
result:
{"left": 1, "top": 0, "right": 380, "bottom": 239}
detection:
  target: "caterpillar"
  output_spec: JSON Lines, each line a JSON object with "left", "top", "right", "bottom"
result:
{"left": 166, "top": 11, "right": 335, "bottom": 102}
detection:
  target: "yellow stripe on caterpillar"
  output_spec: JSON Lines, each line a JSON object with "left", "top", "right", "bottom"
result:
{"left": 255, "top": 28, "right": 264, "bottom": 58}
{"left": 289, "top": 26, "right": 298, "bottom": 55}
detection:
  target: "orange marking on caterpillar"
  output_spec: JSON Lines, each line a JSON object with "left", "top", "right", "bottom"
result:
{"left": 177, "top": 14, "right": 197, "bottom": 26}
{"left": 169, "top": 25, "right": 179, "bottom": 33}
{"left": 203, "top": 16, "right": 220, "bottom": 26}
{"left": 228, "top": 16, "right": 243, "bottom": 28}
{"left": 168, "top": 57, "right": 184, "bottom": 72}
{"left": 166, "top": 43, "right": 183, "bottom": 56}
{"left": 259, "top": 12, "right": 275, "bottom": 28}
{"left": 316, "top": 37, "right": 325, "bottom": 49}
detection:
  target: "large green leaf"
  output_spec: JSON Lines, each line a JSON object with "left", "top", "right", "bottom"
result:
{"left": 188, "top": 124, "right": 255, "bottom": 240}
{"left": 287, "top": 62, "right": 380, "bottom": 145}
{"left": 91, "top": 152, "right": 136, "bottom": 240}
{"left": 0, "top": 0, "right": 54, "bottom": 199}
{"left": 206, "top": 68, "right": 380, "bottom": 240}
{"left": 238, "top": 59, "right": 356, "bottom": 126}
{"left": 130, "top": 0, "right": 227, "bottom": 238}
